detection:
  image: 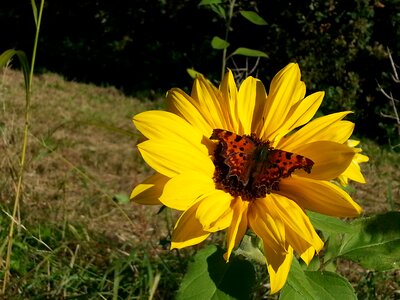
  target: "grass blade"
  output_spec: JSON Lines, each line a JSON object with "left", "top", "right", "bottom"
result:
{"left": 31, "top": 0, "right": 38, "bottom": 27}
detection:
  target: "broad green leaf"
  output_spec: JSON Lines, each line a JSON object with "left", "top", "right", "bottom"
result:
{"left": 211, "top": 36, "right": 230, "bottom": 50}
{"left": 0, "top": 49, "right": 30, "bottom": 95}
{"left": 280, "top": 258, "right": 356, "bottom": 300}
{"left": 306, "top": 211, "right": 352, "bottom": 266}
{"left": 338, "top": 211, "right": 400, "bottom": 271}
{"left": 176, "top": 245, "right": 256, "bottom": 300}
{"left": 304, "top": 256, "right": 321, "bottom": 271}
{"left": 280, "top": 258, "right": 319, "bottom": 299}
{"left": 31, "top": 0, "right": 38, "bottom": 27}
{"left": 186, "top": 68, "right": 203, "bottom": 79}
{"left": 230, "top": 47, "right": 268, "bottom": 58}
{"left": 199, "top": 0, "right": 222, "bottom": 5}
{"left": 239, "top": 11, "right": 267, "bottom": 25}
{"left": 303, "top": 271, "right": 356, "bottom": 300}
{"left": 307, "top": 211, "right": 353, "bottom": 234}
{"left": 322, "top": 232, "right": 344, "bottom": 266}
{"left": 234, "top": 234, "right": 265, "bottom": 265}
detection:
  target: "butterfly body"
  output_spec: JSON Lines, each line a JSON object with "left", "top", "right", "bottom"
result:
{"left": 210, "top": 129, "right": 313, "bottom": 195}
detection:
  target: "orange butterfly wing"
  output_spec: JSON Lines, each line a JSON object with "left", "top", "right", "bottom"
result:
{"left": 211, "top": 129, "right": 314, "bottom": 193}
{"left": 254, "top": 149, "right": 314, "bottom": 188}
{"left": 210, "top": 129, "right": 255, "bottom": 185}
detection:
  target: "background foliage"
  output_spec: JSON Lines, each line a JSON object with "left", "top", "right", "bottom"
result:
{"left": 1, "top": 0, "right": 400, "bottom": 142}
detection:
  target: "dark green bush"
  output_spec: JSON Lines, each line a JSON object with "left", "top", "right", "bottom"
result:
{"left": 1, "top": 0, "right": 400, "bottom": 143}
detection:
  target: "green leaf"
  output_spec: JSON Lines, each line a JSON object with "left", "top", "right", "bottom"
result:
{"left": 0, "top": 49, "right": 15, "bottom": 68}
{"left": 307, "top": 211, "right": 353, "bottom": 234}
{"left": 213, "top": 5, "right": 226, "bottom": 20}
{"left": 239, "top": 11, "right": 267, "bottom": 25}
{"left": 31, "top": 0, "right": 38, "bottom": 27}
{"left": 199, "top": 1, "right": 225, "bottom": 19}
{"left": 186, "top": 68, "right": 203, "bottom": 79}
{"left": 0, "top": 49, "right": 30, "bottom": 95}
{"left": 322, "top": 232, "right": 344, "bottom": 265}
{"left": 234, "top": 234, "right": 265, "bottom": 265}
{"left": 211, "top": 36, "right": 230, "bottom": 50}
{"left": 338, "top": 211, "right": 400, "bottom": 271}
{"left": 306, "top": 211, "right": 353, "bottom": 265}
{"left": 281, "top": 258, "right": 319, "bottom": 299}
{"left": 113, "top": 193, "right": 130, "bottom": 204}
{"left": 177, "top": 245, "right": 256, "bottom": 300}
{"left": 199, "top": 0, "right": 222, "bottom": 5}
{"left": 230, "top": 47, "right": 268, "bottom": 58}
{"left": 303, "top": 271, "right": 356, "bottom": 300}
{"left": 280, "top": 258, "right": 356, "bottom": 300}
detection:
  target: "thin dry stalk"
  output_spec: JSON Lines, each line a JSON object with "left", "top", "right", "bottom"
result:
{"left": 2, "top": 0, "right": 45, "bottom": 293}
{"left": 379, "top": 48, "right": 400, "bottom": 148}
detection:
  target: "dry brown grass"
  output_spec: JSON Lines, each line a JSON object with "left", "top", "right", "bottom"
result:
{"left": 0, "top": 69, "right": 167, "bottom": 249}
{"left": 352, "top": 142, "right": 400, "bottom": 215}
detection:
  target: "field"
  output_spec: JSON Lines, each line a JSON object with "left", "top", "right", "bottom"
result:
{"left": 0, "top": 69, "right": 399, "bottom": 299}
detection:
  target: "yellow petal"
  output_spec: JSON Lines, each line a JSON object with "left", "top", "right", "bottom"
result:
{"left": 268, "top": 194, "right": 324, "bottom": 255}
{"left": 300, "top": 246, "right": 317, "bottom": 265}
{"left": 279, "top": 111, "right": 352, "bottom": 150}
{"left": 259, "top": 63, "right": 301, "bottom": 140}
{"left": 166, "top": 88, "right": 213, "bottom": 136}
{"left": 138, "top": 140, "right": 214, "bottom": 178}
{"left": 296, "top": 120, "right": 354, "bottom": 145}
{"left": 191, "top": 75, "right": 230, "bottom": 130}
{"left": 278, "top": 176, "right": 362, "bottom": 217}
{"left": 130, "top": 173, "right": 169, "bottom": 205}
{"left": 251, "top": 80, "right": 268, "bottom": 136}
{"left": 291, "top": 81, "right": 306, "bottom": 106}
{"left": 133, "top": 110, "right": 210, "bottom": 154}
{"left": 267, "top": 246, "right": 294, "bottom": 294}
{"left": 340, "top": 159, "right": 367, "bottom": 184}
{"left": 293, "top": 141, "right": 355, "bottom": 180}
{"left": 159, "top": 171, "right": 216, "bottom": 211}
{"left": 355, "top": 152, "right": 369, "bottom": 163}
{"left": 274, "top": 91, "right": 324, "bottom": 143}
{"left": 237, "top": 76, "right": 266, "bottom": 135}
{"left": 249, "top": 199, "right": 293, "bottom": 294}
{"left": 347, "top": 139, "right": 360, "bottom": 147}
{"left": 291, "top": 91, "right": 323, "bottom": 127}
{"left": 337, "top": 174, "right": 349, "bottom": 186}
{"left": 225, "top": 198, "right": 249, "bottom": 261}
{"left": 248, "top": 197, "right": 286, "bottom": 252}
{"left": 219, "top": 69, "right": 240, "bottom": 133}
{"left": 171, "top": 202, "right": 210, "bottom": 249}
{"left": 196, "top": 190, "right": 234, "bottom": 232}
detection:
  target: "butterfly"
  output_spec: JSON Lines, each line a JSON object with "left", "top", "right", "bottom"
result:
{"left": 210, "top": 129, "right": 314, "bottom": 192}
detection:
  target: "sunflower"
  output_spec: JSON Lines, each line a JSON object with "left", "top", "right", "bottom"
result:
{"left": 131, "top": 63, "right": 364, "bottom": 294}
{"left": 337, "top": 139, "right": 369, "bottom": 186}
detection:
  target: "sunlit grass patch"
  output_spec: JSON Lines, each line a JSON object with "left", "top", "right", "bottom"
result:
{"left": 0, "top": 69, "right": 177, "bottom": 298}
{"left": 0, "top": 212, "right": 188, "bottom": 299}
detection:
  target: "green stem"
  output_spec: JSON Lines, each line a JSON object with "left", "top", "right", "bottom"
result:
{"left": 221, "top": 0, "right": 235, "bottom": 81}
{"left": 2, "top": 0, "right": 45, "bottom": 293}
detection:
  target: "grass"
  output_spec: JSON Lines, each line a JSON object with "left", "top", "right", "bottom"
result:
{"left": 0, "top": 68, "right": 187, "bottom": 299}
{"left": 0, "top": 69, "right": 399, "bottom": 299}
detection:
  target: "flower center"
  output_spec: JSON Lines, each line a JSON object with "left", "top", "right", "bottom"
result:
{"left": 210, "top": 129, "right": 314, "bottom": 200}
